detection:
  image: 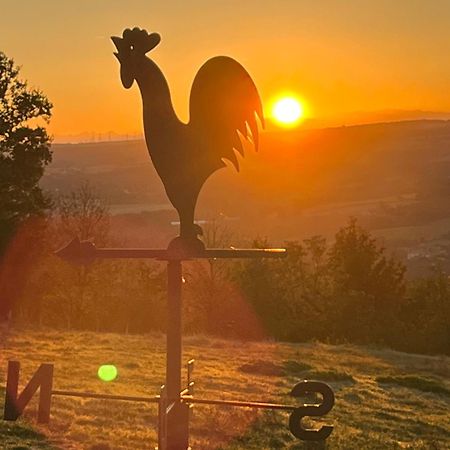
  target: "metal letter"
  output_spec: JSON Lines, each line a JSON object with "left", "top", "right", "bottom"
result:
{"left": 289, "top": 380, "right": 334, "bottom": 441}
{"left": 4, "top": 361, "right": 54, "bottom": 423}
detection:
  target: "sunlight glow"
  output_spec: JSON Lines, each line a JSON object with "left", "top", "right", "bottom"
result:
{"left": 272, "top": 97, "right": 304, "bottom": 127}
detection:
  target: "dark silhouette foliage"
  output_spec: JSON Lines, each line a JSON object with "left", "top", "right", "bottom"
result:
{"left": 328, "top": 217, "right": 406, "bottom": 343}
{"left": 233, "top": 219, "right": 448, "bottom": 354}
{"left": 400, "top": 268, "right": 450, "bottom": 354}
{"left": 0, "top": 51, "right": 52, "bottom": 320}
{"left": 7, "top": 207, "right": 448, "bottom": 354}
{"left": 0, "top": 52, "right": 52, "bottom": 252}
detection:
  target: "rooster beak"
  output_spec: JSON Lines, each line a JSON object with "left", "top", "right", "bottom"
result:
{"left": 111, "top": 36, "right": 124, "bottom": 52}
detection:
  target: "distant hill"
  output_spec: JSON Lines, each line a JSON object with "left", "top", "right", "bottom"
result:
{"left": 42, "top": 120, "right": 450, "bottom": 267}
{"left": 300, "top": 109, "right": 450, "bottom": 130}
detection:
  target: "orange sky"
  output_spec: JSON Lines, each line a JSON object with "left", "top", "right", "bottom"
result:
{"left": 1, "top": 0, "right": 449, "bottom": 139}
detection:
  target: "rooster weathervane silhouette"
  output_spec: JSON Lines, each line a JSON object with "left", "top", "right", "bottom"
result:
{"left": 111, "top": 27, "right": 264, "bottom": 251}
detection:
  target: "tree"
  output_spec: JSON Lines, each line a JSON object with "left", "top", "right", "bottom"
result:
{"left": 49, "top": 182, "right": 111, "bottom": 329}
{"left": 56, "top": 181, "right": 110, "bottom": 245}
{"left": 0, "top": 51, "right": 52, "bottom": 319}
{"left": 402, "top": 267, "right": 450, "bottom": 354}
{"left": 0, "top": 51, "right": 52, "bottom": 252}
{"left": 183, "top": 220, "right": 263, "bottom": 338}
{"left": 235, "top": 238, "right": 332, "bottom": 342}
{"left": 11, "top": 183, "right": 111, "bottom": 328}
{"left": 328, "top": 218, "right": 406, "bottom": 343}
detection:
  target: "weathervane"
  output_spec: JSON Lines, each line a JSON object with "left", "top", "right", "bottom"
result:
{"left": 3, "top": 27, "right": 334, "bottom": 450}
{"left": 112, "top": 27, "right": 263, "bottom": 252}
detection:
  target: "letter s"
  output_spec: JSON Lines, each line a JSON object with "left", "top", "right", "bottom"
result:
{"left": 288, "top": 380, "right": 334, "bottom": 441}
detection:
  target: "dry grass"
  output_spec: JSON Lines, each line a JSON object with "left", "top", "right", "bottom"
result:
{"left": 0, "top": 329, "right": 449, "bottom": 449}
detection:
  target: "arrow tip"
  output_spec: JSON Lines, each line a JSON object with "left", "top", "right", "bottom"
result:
{"left": 55, "top": 238, "right": 97, "bottom": 264}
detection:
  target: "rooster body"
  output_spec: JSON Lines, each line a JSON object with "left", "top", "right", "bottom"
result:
{"left": 112, "top": 28, "right": 263, "bottom": 245}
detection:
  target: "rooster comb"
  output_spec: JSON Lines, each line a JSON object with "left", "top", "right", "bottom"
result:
{"left": 121, "top": 27, "right": 161, "bottom": 55}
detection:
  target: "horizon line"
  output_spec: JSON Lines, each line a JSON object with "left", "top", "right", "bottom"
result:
{"left": 51, "top": 117, "right": 450, "bottom": 145}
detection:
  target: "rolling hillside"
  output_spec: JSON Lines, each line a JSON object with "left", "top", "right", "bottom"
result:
{"left": 0, "top": 329, "right": 449, "bottom": 449}
{"left": 42, "top": 120, "right": 450, "bottom": 271}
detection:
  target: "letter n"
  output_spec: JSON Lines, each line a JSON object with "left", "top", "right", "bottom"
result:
{"left": 4, "top": 361, "right": 54, "bottom": 423}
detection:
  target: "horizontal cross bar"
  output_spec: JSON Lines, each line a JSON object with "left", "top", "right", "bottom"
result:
{"left": 56, "top": 238, "right": 287, "bottom": 263}
{"left": 93, "top": 248, "right": 286, "bottom": 260}
{"left": 51, "top": 390, "right": 159, "bottom": 403}
{"left": 50, "top": 389, "right": 296, "bottom": 411}
{"left": 180, "top": 395, "right": 295, "bottom": 411}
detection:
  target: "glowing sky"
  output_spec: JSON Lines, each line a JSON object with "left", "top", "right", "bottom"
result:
{"left": 1, "top": 0, "right": 449, "bottom": 138}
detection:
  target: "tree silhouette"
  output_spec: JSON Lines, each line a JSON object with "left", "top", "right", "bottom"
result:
{"left": 56, "top": 181, "right": 110, "bottom": 246}
{"left": 0, "top": 51, "right": 52, "bottom": 319}
{"left": 328, "top": 217, "right": 406, "bottom": 343}
{"left": 0, "top": 51, "right": 52, "bottom": 253}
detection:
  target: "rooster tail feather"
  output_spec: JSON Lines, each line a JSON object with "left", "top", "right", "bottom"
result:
{"left": 232, "top": 131, "right": 244, "bottom": 157}
{"left": 189, "top": 56, "right": 263, "bottom": 176}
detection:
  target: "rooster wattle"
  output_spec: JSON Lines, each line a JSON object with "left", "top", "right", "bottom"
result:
{"left": 112, "top": 28, "right": 264, "bottom": 250}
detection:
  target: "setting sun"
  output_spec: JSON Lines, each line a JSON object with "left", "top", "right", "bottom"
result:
{"left": 272, "top": 97, "right": 304, "bottom": 127}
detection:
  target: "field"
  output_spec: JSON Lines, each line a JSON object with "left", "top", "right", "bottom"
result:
{"left": 0, "top": 329, "right": 449, "bottom": 449}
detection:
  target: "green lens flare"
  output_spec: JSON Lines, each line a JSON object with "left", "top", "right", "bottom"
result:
{"left": 98, "top": 365, "right": 118, "bottom": 382}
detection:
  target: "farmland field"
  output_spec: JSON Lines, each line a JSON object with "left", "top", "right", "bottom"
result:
{"left": 0, "top": 329, "right": 449, "bottom": 449}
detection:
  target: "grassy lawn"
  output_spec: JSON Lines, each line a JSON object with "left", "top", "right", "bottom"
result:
{"left": 0, "top": 328, "right": 449, "bottom": 449}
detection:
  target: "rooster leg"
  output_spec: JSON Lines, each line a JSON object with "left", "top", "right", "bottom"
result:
{"left": 169, "top": 199, "right": 203, "bottom": 252}
{"left": 179, "top": 206, "right": 203, "bottom": 240}
{"left": 168, "top": 205, "right": 205, "bottom": 254}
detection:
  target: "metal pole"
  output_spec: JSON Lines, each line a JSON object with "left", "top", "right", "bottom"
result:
{"left": 165, "top": 260, "right": 189, "bottom": 450}
{"left": 167, "top": 260, "right": 182, "bottom": 400}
